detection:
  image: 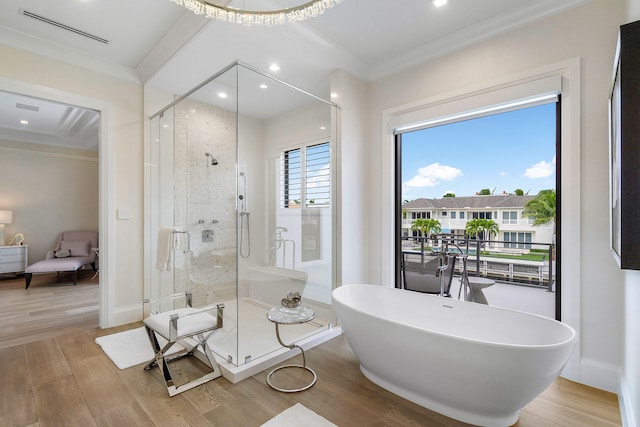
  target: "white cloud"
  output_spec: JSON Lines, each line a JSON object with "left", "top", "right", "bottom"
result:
{"left": 500, "top": 171, "right": 508, "bottom": 176}
{"left": 406, "top": 175, "right": 439, "bottom": 187}
{"left": 405, "top": 163, "right": 463, "bottom": 188}
{"left": 523, "top": 159, "right": 554, "bottom": 179}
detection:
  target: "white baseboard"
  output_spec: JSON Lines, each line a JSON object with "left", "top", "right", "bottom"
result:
{"left": 108, "top": 304, "right": 142, "bottom": 327}
{"left": 619, "top": 375, "right": 638, "bottom": 427}
{"left": 579, "top": 357, "right": 620, "bottom": 394}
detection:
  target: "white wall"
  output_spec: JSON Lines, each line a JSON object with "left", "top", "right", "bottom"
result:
{"left": 0, "top": 44, "right": 144, "bottom": 326}
{"left": 623, "top": 269, "right": 640, "bottom": 426}
{"left": 330, "top": 70, "right": 369, "bottom": 286}
{"left": 359, "top": 0, "right": 625, "bottom": 393}
{"left": 621, "top": 1, "right": 640, "bottom": 426}
{"left": 0, "top": 141, "right": 98, "bottom": 263}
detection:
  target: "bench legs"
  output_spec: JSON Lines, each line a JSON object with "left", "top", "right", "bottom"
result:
{"left": 24, "top": 270, "right": 79, "bottom": 289}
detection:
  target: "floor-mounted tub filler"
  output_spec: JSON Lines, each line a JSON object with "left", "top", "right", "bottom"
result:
{"left": 332, "top": 285, "right": 577, "bottom": 427}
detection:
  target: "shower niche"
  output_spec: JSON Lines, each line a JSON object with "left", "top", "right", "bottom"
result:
{"left": 147, "top": 61, "right": 338, "bottom": 376}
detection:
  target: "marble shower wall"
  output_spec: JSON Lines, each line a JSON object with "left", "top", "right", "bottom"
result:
{"left": 173, "top": 98, "right": 239, "bottom": 305}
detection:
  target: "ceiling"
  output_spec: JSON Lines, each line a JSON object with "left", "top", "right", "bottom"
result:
{"left": 0, "top": 0, "right": 591, "bottom": 151}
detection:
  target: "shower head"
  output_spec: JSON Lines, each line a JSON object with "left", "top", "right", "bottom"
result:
{"left": 205, "top": 152, "right": 218, "bottom": 166}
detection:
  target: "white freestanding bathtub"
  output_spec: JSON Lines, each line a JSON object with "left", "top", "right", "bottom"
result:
{"left": 332, "top": 285, "right": 577, "bottom": 427}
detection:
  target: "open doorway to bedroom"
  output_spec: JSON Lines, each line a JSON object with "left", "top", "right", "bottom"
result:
{"left": 0, "top": 90, "right": 100, "bottom": 348}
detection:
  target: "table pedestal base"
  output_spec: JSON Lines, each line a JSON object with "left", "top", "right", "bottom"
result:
{"left": 267, "top": 349, "right": 317, "bottom": 393}
{"left": 267, "top": 308, "right": 317, "bottom": 393}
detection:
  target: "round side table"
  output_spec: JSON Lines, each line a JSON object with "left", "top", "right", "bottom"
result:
{"left": 266, "top": 305, "right": 317, "bottom": 393}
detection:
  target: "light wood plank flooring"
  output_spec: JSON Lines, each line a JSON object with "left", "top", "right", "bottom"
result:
{"left": 0, "top": 271, "right": 99, "bottom": 349}
{"left": 0, "top": 274, "right": 622, "bottom": 426}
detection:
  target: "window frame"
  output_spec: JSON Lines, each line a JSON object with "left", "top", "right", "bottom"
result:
{"left": 386, "top": 63, "right": 580, "bottom": 380}
{"left": 280, "top": 141, "right": 330, "bottom": 209}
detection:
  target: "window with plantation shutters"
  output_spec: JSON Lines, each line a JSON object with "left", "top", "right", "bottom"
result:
{"left": 305, "top": 142, "right": 330, "bottom": 207}
{"left": 282, "top": 148, "right": 301, "bottom": 208}
{"left": 281, "top": 142, "right": 330, "bottom": 209}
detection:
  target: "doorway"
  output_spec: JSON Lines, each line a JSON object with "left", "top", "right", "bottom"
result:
{"left": 0, "top": 78, "right": 110, "bottom": 336}
{"left": 395, "top": 100, "right": 560, "bottom": 319}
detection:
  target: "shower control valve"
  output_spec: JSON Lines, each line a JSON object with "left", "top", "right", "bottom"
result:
{"left": 202, "top": 229, "right": 215, "bottom": 243}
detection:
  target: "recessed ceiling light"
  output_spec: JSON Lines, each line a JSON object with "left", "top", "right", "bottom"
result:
{"left": 330, "top": 92, "right": 338, "bottom": 99}
{"left": 20, "top": 120, "right": 29, "bottom": 125}
{"left": 320, "top": 126, "right": 326, "bottom": 130}
{"left": 218, "top": 92, "right": 229, "bottom": 99}
{"left": 259, "top": 83, "right": 268, "bottom": 89}
{"left": 268, "top": 63, "right": 280, "bottom": 72}
{"left": 433, "top": 0, "right": 448, "bottom": 7}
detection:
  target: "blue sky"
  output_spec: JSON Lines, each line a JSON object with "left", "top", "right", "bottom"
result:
{"left": 401, "top": 102, "right": 557, "bottom": 200}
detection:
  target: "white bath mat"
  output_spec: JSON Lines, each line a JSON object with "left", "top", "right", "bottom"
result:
{"left": 95, "top": 327, "right": 183, "bottom": 370}
{"left": 261, "top": 403, "right": 337, "bottom": 427}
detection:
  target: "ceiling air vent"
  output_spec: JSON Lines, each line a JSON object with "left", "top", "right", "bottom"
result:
{"left": 21, "top": 10, "right": 110, "bottom": 44}
{"left": 16, "top": 103, "right": 39, "bottom": 112}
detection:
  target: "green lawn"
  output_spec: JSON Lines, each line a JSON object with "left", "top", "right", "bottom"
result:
{"left": 481, "top": 252, "right": 548, "bottom": 262}
{"left": 407, "top": 247, "right": 549, "bottom": 262}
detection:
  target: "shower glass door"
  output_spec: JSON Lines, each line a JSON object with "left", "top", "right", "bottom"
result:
{"left": 148, "top": 62, "right": 337, "bottom": 368}
{"left": 235, "top": 64, "right": 337, "bottom": 366}
{"left": 149, "top": 64, "right": 241, "bottom": 366}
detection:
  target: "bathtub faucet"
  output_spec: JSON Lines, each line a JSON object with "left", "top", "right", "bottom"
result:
{"left": 275, "top": 226, "right": 288, "bottom": 240}
{"left": 438, "top": 264, "right": 449, "bottom": 297}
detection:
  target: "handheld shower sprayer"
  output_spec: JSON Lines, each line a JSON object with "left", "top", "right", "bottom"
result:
{"left": 239, "top": 171, "right": 250, "bottom": 258}
{"left": 239, "top": 194, "right": 246, "bottom": 213}
{"left": 205, "top": 152, "right": 218, "bottom": 166}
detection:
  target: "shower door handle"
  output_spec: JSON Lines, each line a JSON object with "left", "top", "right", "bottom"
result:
{"left": 172, "top": 230, "right": 191, "bottom": 252}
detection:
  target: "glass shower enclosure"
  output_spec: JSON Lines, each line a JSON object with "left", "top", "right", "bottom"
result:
{"left": 147, "top": 61, "right": 338, "bottom": 371}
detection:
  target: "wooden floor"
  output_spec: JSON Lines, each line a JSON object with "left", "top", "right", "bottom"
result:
{"left": 0, "top": 274, "right": 623, "bottom": 426}
{"left": 0, "top": 271, "right": 99, "bottom": 349}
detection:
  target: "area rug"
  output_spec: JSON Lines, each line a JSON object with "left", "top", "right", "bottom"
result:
{"left": 95, "top": 327, "right": 183, "bottom": 370}
{"left": 261, "top": 403, "right": 337, "bottom": 427}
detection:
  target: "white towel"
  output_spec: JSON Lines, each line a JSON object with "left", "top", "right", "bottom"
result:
{"left": 156, "top": 227, "right": 176, "bottom": 272}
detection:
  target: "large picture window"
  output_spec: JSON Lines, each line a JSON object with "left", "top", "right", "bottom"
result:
{"left": 395, "top": 93, "right": 559, "bottom": 320}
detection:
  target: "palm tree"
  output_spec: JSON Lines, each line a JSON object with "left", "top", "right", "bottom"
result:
{"left": 410, "top": 218, "right": 441, "bottom": 267}
{"left": 480, "top": 218, "right": 499, "bottom": 241}
{"left": 465, "top": 218, "right": 499, "bottom": 248}
{"left": 480, "top": 218, "right": 499, "bottom": 248}
{"left": 523, "top": 189, "right": 557, "bottom": 259}
{"left": 522, "top": 189, "right": 556, "bottom": 227}
{"left": 464, "top": 218, "right": 484, "bottom": 239}
{"left": 411, "top": 218, "right": 441, "bottom": 239}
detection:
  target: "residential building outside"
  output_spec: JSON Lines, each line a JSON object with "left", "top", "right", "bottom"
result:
{"left": 402, "top": 193, "right": 554, "bottom": 251}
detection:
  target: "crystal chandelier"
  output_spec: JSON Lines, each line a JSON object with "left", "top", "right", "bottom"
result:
{"left": 170, "top": 0, "right": 343, "bottom": 26}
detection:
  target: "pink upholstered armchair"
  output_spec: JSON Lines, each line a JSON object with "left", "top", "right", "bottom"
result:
{"left": 24, "top": 231, "right": 98, "bottom": 289}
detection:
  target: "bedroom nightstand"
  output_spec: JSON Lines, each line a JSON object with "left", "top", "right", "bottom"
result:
{"left": 0, "top": 245, "right": 28, "bottom": 275}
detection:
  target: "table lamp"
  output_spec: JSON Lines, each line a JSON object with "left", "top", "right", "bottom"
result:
{"left": 0, "top": 210, "right": 13, "bottom": 246}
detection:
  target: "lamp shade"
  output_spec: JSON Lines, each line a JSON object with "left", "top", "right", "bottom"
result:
{"left": 0, "top": 210, "right": 13, "bottom": 224}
